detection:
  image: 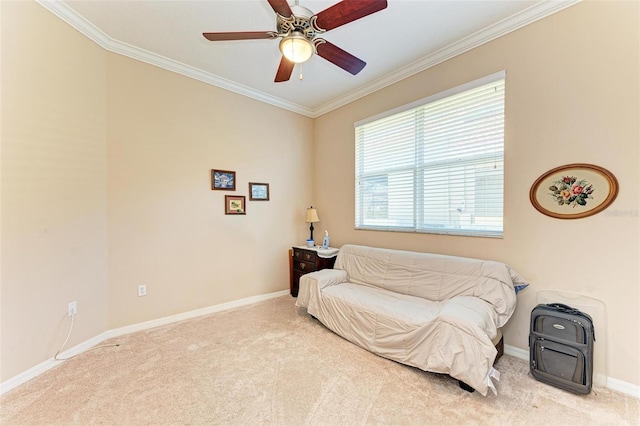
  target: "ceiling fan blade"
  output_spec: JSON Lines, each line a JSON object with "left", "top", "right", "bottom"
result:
{"left": 314, "top": 0, "right": 388, "bottom": 32}
{"left": 267, "top": 0, "right": 293, "bottom": 18}
{"left": 203, "top": 31, "right": 276, "bottom": 41}
{"left": 275, "top": 56, "right": 295, "bottom": 82}
{"left": 315, "top": 40, "right": 366, "bottom": 75}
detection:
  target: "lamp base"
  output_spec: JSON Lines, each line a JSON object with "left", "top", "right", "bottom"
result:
{"left": 309, "top": 223, "right": 315, "bottom": 241}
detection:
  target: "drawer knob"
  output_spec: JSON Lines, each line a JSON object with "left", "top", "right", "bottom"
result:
{"left": 305, "top": 254, "right": 311, "bottom": 260}
{"left": 299, "top": 262, "right": 306, "bottom": 269}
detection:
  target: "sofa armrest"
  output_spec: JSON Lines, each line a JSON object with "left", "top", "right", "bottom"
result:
{"left": 308, "top": 269, "right": 348, "bottom": 290}
{"left": 296, "top": 269, "right": 348, "bottom": 309}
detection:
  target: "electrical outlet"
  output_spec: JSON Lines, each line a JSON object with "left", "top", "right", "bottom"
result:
{"left": 68, "top": 301, "right": 77, "bottom": 316}
{"left": 138, "top": 285, "right": 147, "bottom": 297}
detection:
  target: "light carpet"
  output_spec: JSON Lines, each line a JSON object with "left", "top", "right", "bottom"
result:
{"left": 1, "top": 295, "right": 638, "bottom": 425}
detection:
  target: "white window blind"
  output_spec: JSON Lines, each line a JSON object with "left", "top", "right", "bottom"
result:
{"left": 355, "top": 73, "right": 505, "bottom": 238}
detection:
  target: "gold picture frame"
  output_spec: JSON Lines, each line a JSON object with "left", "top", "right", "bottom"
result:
{"left": 529, "top": 163, "right": 618, "bottom": 219}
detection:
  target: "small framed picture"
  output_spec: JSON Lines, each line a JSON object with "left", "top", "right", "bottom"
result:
{"left": 212, "top": 169, "right": 236, "bottom": 191}
{"left": 225, "top": 195, "right": 246, "bottom": 215}
{"left": 249, "top": 182, "right": 270, "bottom": 201}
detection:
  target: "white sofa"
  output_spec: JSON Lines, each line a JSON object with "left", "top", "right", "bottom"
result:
{"left": 296, "top": 244, "right": 528, "bottom": 396}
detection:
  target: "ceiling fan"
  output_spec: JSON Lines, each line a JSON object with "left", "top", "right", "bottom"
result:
{"left": 202, "top": 0, "right": 388, "bottom": 82}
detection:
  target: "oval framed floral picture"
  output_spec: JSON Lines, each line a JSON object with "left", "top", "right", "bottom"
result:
{"left": 529, "top": 163, "right": 618, "bottom": 219}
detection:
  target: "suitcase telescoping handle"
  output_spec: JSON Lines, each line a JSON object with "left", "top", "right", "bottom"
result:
{"left": 548, "top": 303, "right": 579, "bottom": 314}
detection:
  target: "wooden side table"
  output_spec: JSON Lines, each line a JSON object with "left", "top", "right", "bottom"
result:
{"left": 289, "top": 246, "right": 338, "bottom": 297}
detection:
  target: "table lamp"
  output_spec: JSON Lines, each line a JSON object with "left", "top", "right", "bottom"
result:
{"left": 305, "top": 206, "right": 320, "bottom": 241}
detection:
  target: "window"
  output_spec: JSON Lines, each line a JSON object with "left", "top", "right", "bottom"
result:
{"left": 355, "top": 72, "right": 505, "bottom": 238}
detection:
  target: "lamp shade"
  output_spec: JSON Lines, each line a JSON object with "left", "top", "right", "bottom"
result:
{"left": 279, "top": 32, "right": 314, "bottom": 64}
{"left": 305, "top": 207, "right": 320, "bottom": 223}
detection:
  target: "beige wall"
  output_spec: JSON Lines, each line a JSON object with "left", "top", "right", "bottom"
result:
{"left": 1, "top": 1, "right": 108, "bottom": 380}
{"left": 314, "top": 0, "right": 639, "bottom": 387}
{"left": 2, "top": 0, "right": 638, "bottom": 390}
{"left": 1, "top": 1, "right": 313, "bottom": 382}
{"left": 105, "top": 54, "right": 313, "bottom": 328}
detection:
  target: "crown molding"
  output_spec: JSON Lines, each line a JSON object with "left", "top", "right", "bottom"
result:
{"left": 35, "top": 0, "right": 315, "bottom": 117}
{"left": 36, "top": 0, "right": 112, "bottom": 47}
{"left": 312, "top": 0, "right": 582, "bottom": 116}
{"left": 36, "top": 0, "right": 580, "bottom": 119}
{"left": 105, "top": 38, "right": 315, "bottom": 117}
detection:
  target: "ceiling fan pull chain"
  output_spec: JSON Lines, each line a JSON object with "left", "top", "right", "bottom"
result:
{"left": 299, "top": 63, "right": 304, "bottom": 81}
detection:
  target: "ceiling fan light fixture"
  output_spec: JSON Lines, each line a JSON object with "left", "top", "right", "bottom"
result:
{"left": 279, "top": 31, "right": 314, "bottom": 63}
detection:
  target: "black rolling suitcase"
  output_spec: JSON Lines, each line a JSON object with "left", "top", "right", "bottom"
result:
{"left": 529, "top": 303, "right": 595, "bottom": 394}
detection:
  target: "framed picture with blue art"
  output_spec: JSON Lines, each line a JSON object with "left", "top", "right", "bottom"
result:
{"left": 249, "top": 182, "right": 270, "bottom": 201}
{"left": 212, "top": 169, "right": 236, "bottom": 191}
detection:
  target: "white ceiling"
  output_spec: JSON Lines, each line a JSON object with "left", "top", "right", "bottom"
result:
{"left": 40, "top": 0, "right": 579, "bottom": 117}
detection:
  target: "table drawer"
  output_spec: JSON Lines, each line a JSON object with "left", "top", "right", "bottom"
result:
{"left": 293, "top": 259, "right": 315, "bottom": 273}
{"left": 290, "top": 246, "right": 337, "bottom": 297}
{"left": 293, "top": 248, "right": 317, "bottom": 263}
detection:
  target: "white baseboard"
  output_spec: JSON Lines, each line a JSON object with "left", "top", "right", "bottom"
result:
{"left": 504, "top": 344, "right": 529, "bottom": 361}
{"left": 0, "top": 331, "right": 110, "bottom": 395}
{"left": 3, "top": 300, "right": 637, "bottom": 400}
{"left": 607, "top": 376, "right": 640, "bottom": 398}
{"left": 1, "top": 360, "right": 60, "bottom": 396}
{"left": 0, "top": 290, "right": 289, "bottom": 395}
{"left": 105, "top": 290, "right": 289, "bottom": 339}
{"left": 505, "top": 344, "right": 640, "bottom": 398}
